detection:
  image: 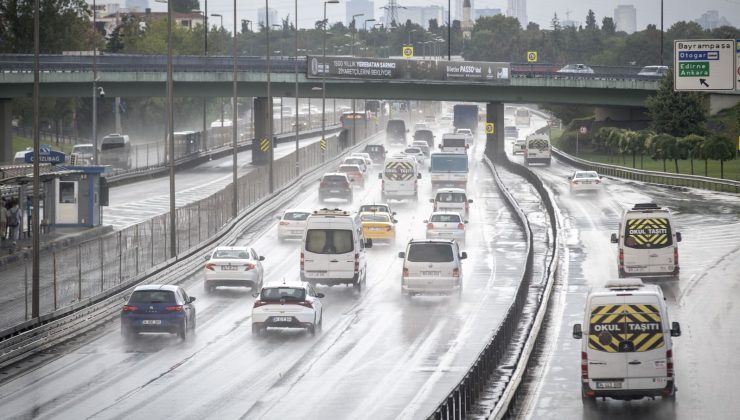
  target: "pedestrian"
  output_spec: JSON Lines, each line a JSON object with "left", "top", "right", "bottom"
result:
{"left": 0, "top": 197, "right": 7, "bottom": 241}
{"left": 7, "top": 199, "right": 22, "bottom": 243}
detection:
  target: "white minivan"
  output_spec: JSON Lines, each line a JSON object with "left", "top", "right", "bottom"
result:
{"left": 379, "top": 155, "right": 422, "bottom": 201}
{"left": 573, "top": 278, "right": 681, "bottom": 403}
{"left": 301, "top": 209, "right": 373, "bottom": 292}
{"left": 440, "top": 133, "right": 468, "bottom": 154}
{"left": 610, "top": 203, "right": 682, "bottom": 278}
{"left": 398, "top": 239, "right": 467, "bottom": 298}
{"left": 523, "top": 133, "right": 551, "bottom": 165}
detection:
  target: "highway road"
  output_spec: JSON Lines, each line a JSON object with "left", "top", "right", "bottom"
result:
{"left": 510, "top": 115, "right": 740, "bottom": 419}
{"left": 0, "top": 125, "right": 532, "bottom": 418}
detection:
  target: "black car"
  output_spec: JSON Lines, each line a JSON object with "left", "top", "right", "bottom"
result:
{"left": 318, "top": 173, "right": 353, "bottom": 202}
{"left": 413, "top": 129, "right": 435, "bottom": 148}
{"left": 364, "top": 144, "right": 387, "bottom": 163}
{"left": 386, "top": 119, "right": 407, "bottom": 144}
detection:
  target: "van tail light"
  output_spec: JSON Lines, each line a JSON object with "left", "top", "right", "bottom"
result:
{"left": 452, "top": 268, "right": 460, "bottom": 277}
{"left": 298, "top": 301, "right": 314, "bottom": 309}
{"left": 206, "top": 263, "right": 216, "bottom": 271}
{"left": 354, "top": 253, "right": 360, "bottom": 273}
{"left": 402, "top": 267, "right": 409, "bottom": 278}
{"left": 244, "top": 263, "right": 256, "bottom": 271}
{"left": 666, "top": 349, "right": 674, "bottom": 378}
{"left": 386, "top": 225, "right": 393, "bottom": 232}
{"left": 433, "top": 203, "right": 437, "bottom": 211}
{"left": 165, "top": 305, "right": 183, "bottom": 312}
{"left": 618, "top": 249, "right": 624, "bottom": 269}
{"left": 674, "top": 248, "right": 679, "bottom": 268}
{"left": 465, "top": 202, "right": 469, "bottom": 210}
{"left": 581, "top": 351, "right": 589, "bottom": 379}
{"left": 253, "top": 299, "right": 268, "bottom": 309}
{"left": 457, "top": 223, "right": 465, "bottom": 230}
{"left": 427, "top": 223, "right": 434, "bottom": 230}
{"left": 122, "top": 305, "right": 139, "bottom": 312}
{"left": 279, "top": 221, "right": 290, "bottom": 226}
{"left": 300, "top": 252, "right": 304, "bottom": 271}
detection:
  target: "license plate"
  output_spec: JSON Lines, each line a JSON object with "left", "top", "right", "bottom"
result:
{"left": 581, "top": 181, "right": 592, "bottom": 184}
{"left": 221, "top": 265, "right": 238, "bottom": 271}
{"left": 421, "top": 270, "right": 441, "bottom": 276}
{"left": 142, "top": 320, "right": 161, "bottom": 325}
{"left": 595, "top": 381, "right": 623, "bottom": 389}
{"left": 273, "top": 316, "right": 292, "bottom": 323}
{"left": 369, "top": 227, "right": 384, "bottom": 231}
{"left": 307, "top": 271, "right": 326, "bottom": 276}
{"left": 291, "top": 230, "right": 302, "bottom": 234}
{"left": 330, "top": 189, "right": 340, "bottom": 193}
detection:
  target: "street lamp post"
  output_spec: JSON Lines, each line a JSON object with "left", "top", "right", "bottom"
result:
{"left": 92, "top": 0, "right": 98, "bottom": 165}
{"left": 202, "top": 2, "right": 208, "bottom": 151}
{"left": 322, "top": 0, "right": 339, "bottom": 160}
{"left": 32, "top": 0, "right": 40, "bottom": 317}
{"left": 212, "top": 13, "right": 224, "bottom": 129}
{"left": 166, "top": 0, "right": 176, "bottom": 258}
{"left": 350, "top": 13, "right": 362, "bottom": 147}
{"left": 266, "top": 0, "right": 274, "bottom": 192}
{"left": 231, "top": 0, "right": 238, "bottom": 217}
{"left": 447, "top": 0, "right": 451, "bottom": 60}
{"left": 294, "top": 0, "right": 300, "bottom": 176}
{"left": 272, "top": 23, "right": 283, "bottom": 134}
{"left": 408, "top": 28, "right": 416, "bottom": 46}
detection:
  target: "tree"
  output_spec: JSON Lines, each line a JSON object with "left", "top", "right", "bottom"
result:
{"left": 619, "top": 130, "right": 646, "bottom": 168}
{"left": 646, "top": 68, "right": 707, "bottom": 137}
{"left": 677, "top": 134, "right": 704, "bottom": 175}
{"left": 646, "top": 133, "right": 677, "bottom": 172}
{"left": 526, "top": 22, "right": 540, "bottom": 31}
{"left": 173, "top": 0, "right": 199, "bottom": 14}
{"left": 585, "top": 9, "right": 598, "bottom": 31}
{"left": 701, "top": 135, "right": 735, "bottom": 178}
{"left": 428, "top": 19, "right": 439, "bottom": 32}
{"left": 0, "top": 0, "right": 91, "bottom": 53}
{"left": 602, "top": 17, "right": 616, "bottom": 35}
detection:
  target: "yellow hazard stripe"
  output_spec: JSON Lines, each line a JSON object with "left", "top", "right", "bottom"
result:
{"left": 637, "top": 333, "right": 664, "bottom": 351}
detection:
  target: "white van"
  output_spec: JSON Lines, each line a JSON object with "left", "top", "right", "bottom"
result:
{"left": 610, "top": 203, "right": 682, "bottom": 278}
{"left": 100, "top": 133, "right": 131, "bottom": 169}
{"left": 398, "top": 239, "right": 467, "bottom": 298}
{"left": 300, "top": 209, "right": 373, "bottom": 292}
{"left": 379, "top": 155, "right": 421, "bottom": 201}
{"left": 572, "top": 278, "right": 681, "bottom": 403}
{"left": 429, "top": 188, "right": 473, "bottom": 215}
{"left": 524, "top": 133, "right": 551, "bottom": 165}
{"left": 440, "top": 133, "right": 468, "bottom": 154}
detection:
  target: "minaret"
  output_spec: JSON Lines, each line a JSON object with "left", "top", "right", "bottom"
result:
{"left": 462, "top": 0, "right": 472, "bottom": 39}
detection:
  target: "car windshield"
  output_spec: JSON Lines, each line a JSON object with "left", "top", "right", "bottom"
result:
{"left": 366, "top": 145, "right": 383, "bottom": 152}
{"left": 128, "top": 290, "right": 176, "bottom": 304}
{"left": 101, "top": 140, "right": 125, "bottom": 150}
{"left": 574, "top": 171, "right": 599, "bottom": 179}
{"left": 430, "top": 214, "right": 461, "bottom": 223}
{"left": 414, "top": 130, "right": 434, "bottom": 140}
{"left": 359, "top": 205, "right": 389, "bottom": 213}
{"left": 212, "top": 249, "right": 250, "bottom": 259}
{"left": 623, "top": 218, "right": 673, "bottom": 250}
{"left": 430, "top": 155, "right": 468, "bottom": 172}
{"left": 284, "top": 212, "right": 310, "bottom": 221}
{"left": 407, "top": 243, "right": 454, "bottom": 262}
{"left": 305, "top": 229, "right": 354, "bottom": 254}
{"left": 404, "top": 148, "right": 421, "bottom": 154}
{"left": 345, "top": 158, "right": 364, "bottom": 165}
{"left": 261, "top": 287, "right": 306, "bottom": 302}
{"left": 444, "top": 138, "right": 466, "bottom": 147}
{"left": 339, "top": 165, "right": 360, "bottom": 173}
{"left": 361, "top": 214, "right": 390, "bottom": 222}
{"left": 323, "top": 175, "right": 347, "bottom": 183}
{"left": 436, "top": 192, "right": 466, "bottom": 203}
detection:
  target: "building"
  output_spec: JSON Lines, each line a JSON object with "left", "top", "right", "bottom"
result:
{"left": 613, "top": 5, "right": 636, "bottom": 34}
{"left": 257, "top": 7, "right": 279, "bottom": 27}
{"left": 125, "top": 0, "right": 147, "bottom": 12}
{"left": 506, "top": 0, "right": 527, "bottom": 27}
{"left": 395, "top": 6, "right": 444, "bottom": 29}
{"left": 475, "top": 8, "right": 502, "bottom": 19}
{"left": 462, "top": 0, "right": 472, "bottom": 39}
{"left": 454, "top": 0, "right": 475, "bottom": 21}
{"left": 694, "top": 10, "right": 732, "bottom": 30}
{"left": 346, "top": 0, "right": 374, "bottom": 27}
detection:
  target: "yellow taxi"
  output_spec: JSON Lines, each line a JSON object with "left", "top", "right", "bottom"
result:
{"left": 358, "top": 211, "right": 396, "bottom": 243}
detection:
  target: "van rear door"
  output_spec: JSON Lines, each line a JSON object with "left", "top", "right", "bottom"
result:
{"left": 621, "top": 295, "right": 669, "bottom": 391}
{"left": 623, "top": 216, "right": 675, "bottom": 275}
{"left": 586, "top": 296, "right": 628, "bottom": 389}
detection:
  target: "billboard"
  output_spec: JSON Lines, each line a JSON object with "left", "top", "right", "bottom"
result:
{"left": 306, "top": 56, "right": 510, "bottom": 84}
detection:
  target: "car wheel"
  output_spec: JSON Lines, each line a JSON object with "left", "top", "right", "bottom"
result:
{"left": 251, "top": 324, "right": 261, "bottom": 335}
{"left": 354, "top": 279, "right": 362, "bottom": 293}
{"left": 308, "top": 323, "right": 316, "bottom": 336}
{"left": 121, "top": 326, "right": 136, "bottom": 341}
{"left": 189, "top": 314, "right": 196, "bottom": 332}
{"left": 204, "top": 282, "right": 213, "bottom": 294}
{"left": 318, "top": 312, "right": 323, "bottom": 331}
{"left": 178, "top": 320, "right": 188, "bottom": 340}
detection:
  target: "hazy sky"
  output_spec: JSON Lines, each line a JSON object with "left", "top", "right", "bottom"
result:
{"left": 149, "top": 0, "right": 739, "bottom": 33}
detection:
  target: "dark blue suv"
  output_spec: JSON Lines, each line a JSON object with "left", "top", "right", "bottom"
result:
{"left": 121, "top": 285, "right": 196, "bottom": 341}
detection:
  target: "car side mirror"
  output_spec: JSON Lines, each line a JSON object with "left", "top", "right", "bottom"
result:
{"left": 567, "top": 176, "right": 572, "bottom": 180}
{"left": 393, "top": 219, "right": 398, "bottom": 224}
{"left": 676, "top": 232, "right": 682, "bottom": 242}
{"left": 349, "top": 178, "right": 355, "bottom": 182}
{"left": 364, "top": 238, "right": 373, "bottom": 248}
{"left": 438, "top": 144, "right": 441, "bottom": 149}
{"left": 398, "top": 251, "right": 405, "bottom": 258}
{"left": 460, "top": 252, "right": 467, "bottom": 260}
{"left": 671, "top": 321, "right": 681, "bottom": 337}
{"left": 188, "top": 296, "right": 196, "bottom": 303}
{"left": 573, "top": 323, "right": 583, "bottom": 339}
{"left": 259, "top": 256, "right": 265, "bottom": 261}
{"left": 317, "top": 293, "right": 325, "bottom": 298}
{"left": 392, "top": 212, "right": 397, "bottom": 216}
{"left": 468, "top": 199, "right": 473, "bottom": 203}
{"left": 429, "top": 198, "right": 434, "bottom": 203}
{"left": 464, "top": 220, "right": 469, "bottom": 224}
{"left": 610, "top": 233, "right": 618, "bottom": 244}
{"left": 378, "top": 173, "right": 382, "bottom": 179}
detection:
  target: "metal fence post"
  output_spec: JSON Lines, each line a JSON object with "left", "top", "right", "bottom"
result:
{"left": 25, "top": 261, "right": 29, "bottom": 320}
{"left": 100, "top": 237, "right": 104, "bottom": 292}
{"left": 118, "top": 231, "right": 123, "bottom": 283}
{"left": 53, "top": 252, "right": 57, "bottom": 310}
{"left": 188, "top": 206, "right": 192, "bottom": 250}
{"left": 78, "top": 245, "right": 82, "bottom": 300}
{"left": 198, "top": 202, "right": 202, "bottom": 242}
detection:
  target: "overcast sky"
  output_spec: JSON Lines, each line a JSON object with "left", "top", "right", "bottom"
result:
{"left": 150, "top": 0, "right": 739, "bottom": 33}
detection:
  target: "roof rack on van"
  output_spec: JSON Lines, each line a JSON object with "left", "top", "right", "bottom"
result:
{"left": 605, "top": 278, "right": 644, "bottom": 290}
{"left": 314, "top": 208, "right": 349, "bottom": 216}
{"left": 632, "top": 203, "right": 660, "bottom": 210}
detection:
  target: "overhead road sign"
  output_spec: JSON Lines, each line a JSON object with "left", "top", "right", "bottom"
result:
{"left": 527, "top": 51, "right": 538, "bottom": 63}
{"left": 674, "top": 39, "right": 735, "bottom": 91}
{"left": 402, "top": 46, "right": 414, "bottom": 58}
{"left": 307, "top": 56, "right": 510, "bottom": 84}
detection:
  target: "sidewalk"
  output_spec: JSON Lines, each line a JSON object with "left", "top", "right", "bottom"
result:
{"left": 0, "top": 225, "right": 113, "bottom": 269}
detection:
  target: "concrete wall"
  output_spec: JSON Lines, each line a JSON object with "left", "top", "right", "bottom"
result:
{"left": 0, "top": 100, "right": 12, "bottom": 164}
{"left": 708, "top": 94, "right": 740, "bottom": 116}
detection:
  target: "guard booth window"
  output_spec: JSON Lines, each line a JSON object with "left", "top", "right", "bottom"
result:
{"left": 59, "top": 181, "right": 75, "bottom": 204}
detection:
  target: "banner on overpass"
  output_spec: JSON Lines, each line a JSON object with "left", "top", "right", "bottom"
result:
{"left": 306, "top": 56, "right": 510, "bottom": 84}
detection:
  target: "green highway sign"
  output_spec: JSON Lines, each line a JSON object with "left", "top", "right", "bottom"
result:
{"left": 674, "top": 39, "right": 735, "bottom": 91}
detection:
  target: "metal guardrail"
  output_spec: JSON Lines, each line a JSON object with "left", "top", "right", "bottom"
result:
{"left": 0, "top": 126, "right": 384, "bottom": 369}
{"left": 552, "top": 147, "right": 740, "bottom": 193}
{"left": 428, "top": 151, "right": 559, "bottom": 419}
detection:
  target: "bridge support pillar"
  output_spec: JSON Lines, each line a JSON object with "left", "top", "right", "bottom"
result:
{"left": 0, "top": 99, "right": 12, "bottom": 164}
{"left": 252, "top": 97, "right": 272, "bottom": 165}
{"left": 484, "top": 102, "right": 505, "bottom": 163}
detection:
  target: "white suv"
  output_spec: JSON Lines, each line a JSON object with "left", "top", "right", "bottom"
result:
{"left": 398, "top": 239, "right": 467, "bottom": 299}
{"left": 251, "top": 281, "right": 324, "bottom": 336}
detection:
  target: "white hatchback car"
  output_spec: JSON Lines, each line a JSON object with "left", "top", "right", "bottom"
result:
{"left": 398, "top": 239, "right": 467, "bottom": 298}
{"left": 342, "top": 156, "right": 368, "bottom": 174}
{"left": 277, "top": 208, "right": 312, "bottom": 241}
{"left": 251, "top": 281, "right": 324, "bottom": 336}
{"left": 350, "top": 152, "right": 374, "bottom": 167}
{"left": 203, "top": 246, "right": 265, "bottom": 293}
{"left": 569, "top": 170, "right": 603, "bottom": 193}
{"left": 411, "top": 140, "right": 431, "bottom": 157}
{"left": 430, "top": 188, "right": 472, "bottom": 215}
{"left": 402, "top": 146, "right": 426, "bottom": 165}
{"left": 424, "top": 212, "right": 467, "bottom": 243}
{"left": 513, "top": 138, "right": 526, "bottom": 154}
{"left": 455, "top": 128, "right": 474, "bottom": 146}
